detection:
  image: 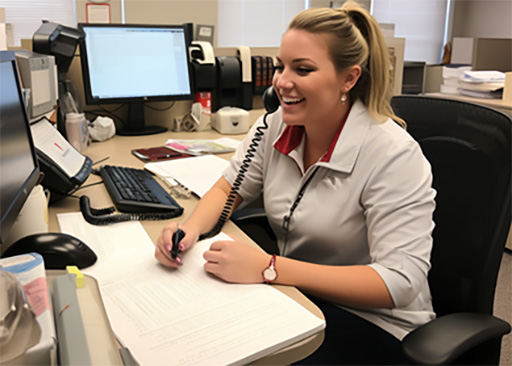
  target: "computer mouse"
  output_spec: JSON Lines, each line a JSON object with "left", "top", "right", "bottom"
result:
{"left": 1, "top": 233, "right": 97, "bottom": 269}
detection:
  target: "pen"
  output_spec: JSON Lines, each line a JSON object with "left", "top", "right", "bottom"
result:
{"left": 171, "top": 227, "right": 185, "bottom": 260}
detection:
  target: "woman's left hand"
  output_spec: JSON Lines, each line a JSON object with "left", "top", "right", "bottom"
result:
{"left": 203, "top": 237, "right": 271, "bottom": 283}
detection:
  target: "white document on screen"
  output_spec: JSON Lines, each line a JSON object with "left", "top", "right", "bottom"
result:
{"left": 57, "top": 212, "right": 325, "bottom": 366}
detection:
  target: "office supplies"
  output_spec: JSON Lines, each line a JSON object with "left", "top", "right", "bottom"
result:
{"left": 182, "top": 102, "right": 211, "bottom": 131}
{"left": 0, "top": 253, "right": 57, "bottom": 365}
{"left": 131, "top": 146, "right": 190, "bottom": 162}
{"left": 30, "top": 118, "right": 93, "bottom": 202}
{"left": 252, "top": 55, "right": 274, "bottom": 94}
{"left": 440, "top": 64, "right": 472, "bottom": 95}
{"left": 56, "top": 213, "right": 326, "bottom": 366}
{"left": 99, "top": 165, "right": 184, "bottom": 214}
{"left": 189, "top": 41, "right": 216, "bottom": 93}
{"left": 211, "top": 106, "right": 250, "bottom": 134}
{"left": 171, "top": 228, "right": 185, "bottom": 259}
{"left": 212, "top": 54, "right": 253, "bottom": 112}
{"left": 78, "top": 23, "right": 194, "bottom": 136}
{"left": 33, "top": 22, "right": 84, "bottom": 138}
{"left": 2, "top": 232, "right": 97, "bottom": 269}
{"left": 145, "top": 154, "right": 230, "bottom": 197}
{"left": 66, "top": 265, "right": 85, "bottom": 288}
{"left": 52, "top": 273, "right": 92, "bottom": 365}
{"left": 165, "top": 137, "right": 239, "bottom": 155}
{"left": 14, "top": 51, "right": 58, "bottom": 119}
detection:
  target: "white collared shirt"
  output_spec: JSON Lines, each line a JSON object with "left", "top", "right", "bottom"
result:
{"left": 223, "top": 100, "right": 436, "bottom": 339}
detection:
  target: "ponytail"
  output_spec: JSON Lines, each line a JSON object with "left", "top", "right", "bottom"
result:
{"left": 288, "top": 2, "right": 406, "bottom": 127}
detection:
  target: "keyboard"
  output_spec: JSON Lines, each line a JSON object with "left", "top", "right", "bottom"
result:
{"left": 100, "top": 165, "right": 183, "bottom": 214}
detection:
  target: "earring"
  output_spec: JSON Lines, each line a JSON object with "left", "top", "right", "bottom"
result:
{"left": 341, "top": 94, "right": 347, "bottom": 105}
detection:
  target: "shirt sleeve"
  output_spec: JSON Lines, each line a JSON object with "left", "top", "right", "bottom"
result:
{"left": 363, "top": 140, "right": 436, "bottom": 308}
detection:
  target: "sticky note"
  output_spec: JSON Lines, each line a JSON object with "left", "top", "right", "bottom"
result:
{"left": 66, "top": 265, "right": 85, "bottom": 288}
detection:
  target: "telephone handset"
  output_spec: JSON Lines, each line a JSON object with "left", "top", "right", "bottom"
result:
{"left": 262, "top": 86, "right": 280, "bottom": 114}
{"left": 198, "top": 86, "right": 279, "bottom": 240}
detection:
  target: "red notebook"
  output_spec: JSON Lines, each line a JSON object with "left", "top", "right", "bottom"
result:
{"left": 131, "top": 146, "right": 192, "bottom": 162}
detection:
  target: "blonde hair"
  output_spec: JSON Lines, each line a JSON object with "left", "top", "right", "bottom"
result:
{"left": 287, "top": 1, "right": 405, "bottom": 127}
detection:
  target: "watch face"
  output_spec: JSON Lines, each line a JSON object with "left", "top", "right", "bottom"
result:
{"left": 263, "top": 267, "right": 277, "bottom": 281}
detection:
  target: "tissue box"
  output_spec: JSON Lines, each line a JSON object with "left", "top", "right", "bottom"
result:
{"left": 0, "top": 253, "right": 57, "bottom": 365}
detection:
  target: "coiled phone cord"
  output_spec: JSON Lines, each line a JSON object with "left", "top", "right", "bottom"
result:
{"left": 198, "top": 87, "right": 278, "bottom": 241}
{"left": 198, "top": 115, "right": 269, "bottom": 241}
{"left": 79, "top": 195, "right": 183, "bottom": 226}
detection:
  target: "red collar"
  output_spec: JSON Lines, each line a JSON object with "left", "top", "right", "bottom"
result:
{"left": 273, "top": 107, "right": 351, "bottom": 162}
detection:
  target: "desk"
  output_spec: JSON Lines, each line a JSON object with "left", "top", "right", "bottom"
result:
{"left": 426, "top": 92, "right": 512, "bottom": 116}
{"left": 47, "top": 123, "right": 325, "bottom": 365}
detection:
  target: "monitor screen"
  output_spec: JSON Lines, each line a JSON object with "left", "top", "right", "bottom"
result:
{"left": 78, "top": 23, "right": 194, "bottom": 136}
{"left": 0, "top": 51, "right": 41, "bottom": 247}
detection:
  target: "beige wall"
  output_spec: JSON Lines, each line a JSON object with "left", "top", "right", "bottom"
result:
{"left": 451, "top": 0, "right": 512, "bottom": 39}
{"left": 75, "top": 0, "right": 218, "bottom": 45}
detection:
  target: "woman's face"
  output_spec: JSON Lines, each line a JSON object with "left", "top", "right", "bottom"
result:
{"left": 273, "top": 29, "right": 346, "bottom": 127}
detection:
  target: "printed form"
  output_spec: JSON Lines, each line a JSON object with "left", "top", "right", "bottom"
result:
{"left": 57, "top": 212, "right": 325, "bottom": 366}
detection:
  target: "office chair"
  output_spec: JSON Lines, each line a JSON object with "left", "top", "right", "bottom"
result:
{"left": 231, "top": 95, "right": 512, "bottom": 365}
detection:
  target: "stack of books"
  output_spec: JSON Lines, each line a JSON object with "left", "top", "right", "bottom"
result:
{"left": 458, "top": 71, "right": 505, "bottom": 99}
{"left": 440, "top": 64, "right": 472, "bottom": 95}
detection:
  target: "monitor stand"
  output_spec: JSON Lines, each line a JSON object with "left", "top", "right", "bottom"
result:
{"left": 116, "top": 102, "right": 167, "bottom": 136}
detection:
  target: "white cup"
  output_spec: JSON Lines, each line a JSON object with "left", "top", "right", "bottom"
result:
{"left": 65, "top": 113, "right": 90, "bottom": 152}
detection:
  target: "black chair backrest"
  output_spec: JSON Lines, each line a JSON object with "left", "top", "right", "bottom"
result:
{"left": 391, "top": 96, "right": 511, "bottom": 317}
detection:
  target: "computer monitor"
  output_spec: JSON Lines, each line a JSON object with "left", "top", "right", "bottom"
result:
{"left": 78, "top": 23, "right": 195, "bottom": 136}
{"left": 0, "top": 51, "right": 41, "bottom": 247}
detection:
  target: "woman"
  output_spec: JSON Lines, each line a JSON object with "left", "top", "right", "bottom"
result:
{"left": 155, "top": 2, "right": 436, "bottom": 364}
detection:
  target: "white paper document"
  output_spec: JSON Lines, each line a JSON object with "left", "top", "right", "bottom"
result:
{"left": 57, "top": 212, "right": 325, "bottom": 366}
{"left": 145, "top": 154, "right": 230, "bottom": 197}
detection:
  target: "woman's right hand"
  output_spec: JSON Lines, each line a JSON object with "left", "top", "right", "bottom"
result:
{"left": 155, "top": 222, "right": 199, "bottom": 268}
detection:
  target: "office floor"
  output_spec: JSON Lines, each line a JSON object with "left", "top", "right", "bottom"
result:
{"left": 496, "top": 250, "right": 511, "bottom": 365}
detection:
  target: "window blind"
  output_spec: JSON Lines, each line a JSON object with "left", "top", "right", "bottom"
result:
{"left": 372, "top": 0, "right": 449, "bottom": 64}
{"left": 1, "top": 0, "right": 75, "bottom": 47}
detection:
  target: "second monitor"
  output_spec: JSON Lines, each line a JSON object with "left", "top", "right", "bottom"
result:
{"left": 78, "top": 23, "right": 194, "bottom": 136}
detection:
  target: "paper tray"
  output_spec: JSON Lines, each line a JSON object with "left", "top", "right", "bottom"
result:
{"left": 46, "top": 270, "right": 123, "bottom": 365}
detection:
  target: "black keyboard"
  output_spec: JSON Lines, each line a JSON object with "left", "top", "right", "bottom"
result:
{"left": 100, "top": 165, "right": 183, "bottom": 214}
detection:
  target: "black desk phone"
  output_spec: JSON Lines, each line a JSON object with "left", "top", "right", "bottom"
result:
{"left": 30, "top": 119, "right": 92, "bottom": 203}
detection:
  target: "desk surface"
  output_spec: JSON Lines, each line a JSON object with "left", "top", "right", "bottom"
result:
{"left": 426, "top": 92, "right": 512, "bottom": 115}
{"left": 47, "top": 124, "right": 324, "bottom": 365}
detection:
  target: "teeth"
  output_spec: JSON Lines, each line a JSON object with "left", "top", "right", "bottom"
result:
{"left": 282, "top": 96, "right": 304, "bottom": 104}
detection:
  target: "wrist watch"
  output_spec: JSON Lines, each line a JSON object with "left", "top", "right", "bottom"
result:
{"left": 262, "top": 254, "right": 278, "bottom": 284}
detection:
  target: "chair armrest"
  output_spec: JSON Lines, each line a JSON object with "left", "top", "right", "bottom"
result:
{"left": 402, "top": 312, "right": 511, "bottom": 365}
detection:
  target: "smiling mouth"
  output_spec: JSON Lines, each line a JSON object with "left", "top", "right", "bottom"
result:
{"left": 282, "top": 96, "right": 305, "bottom": 105}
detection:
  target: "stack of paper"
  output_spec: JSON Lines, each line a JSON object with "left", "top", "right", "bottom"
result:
{"left": 166, "top": 137, "right": 240, "bottom": 155}
{"left": 458, "top": 70, "right": 505, "bottom": 99}
{"left": 57, "top": 213, "right": 325, "bottom": 366}
{"left": 440, "top": 64, "right": 472, "bottom": 95}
